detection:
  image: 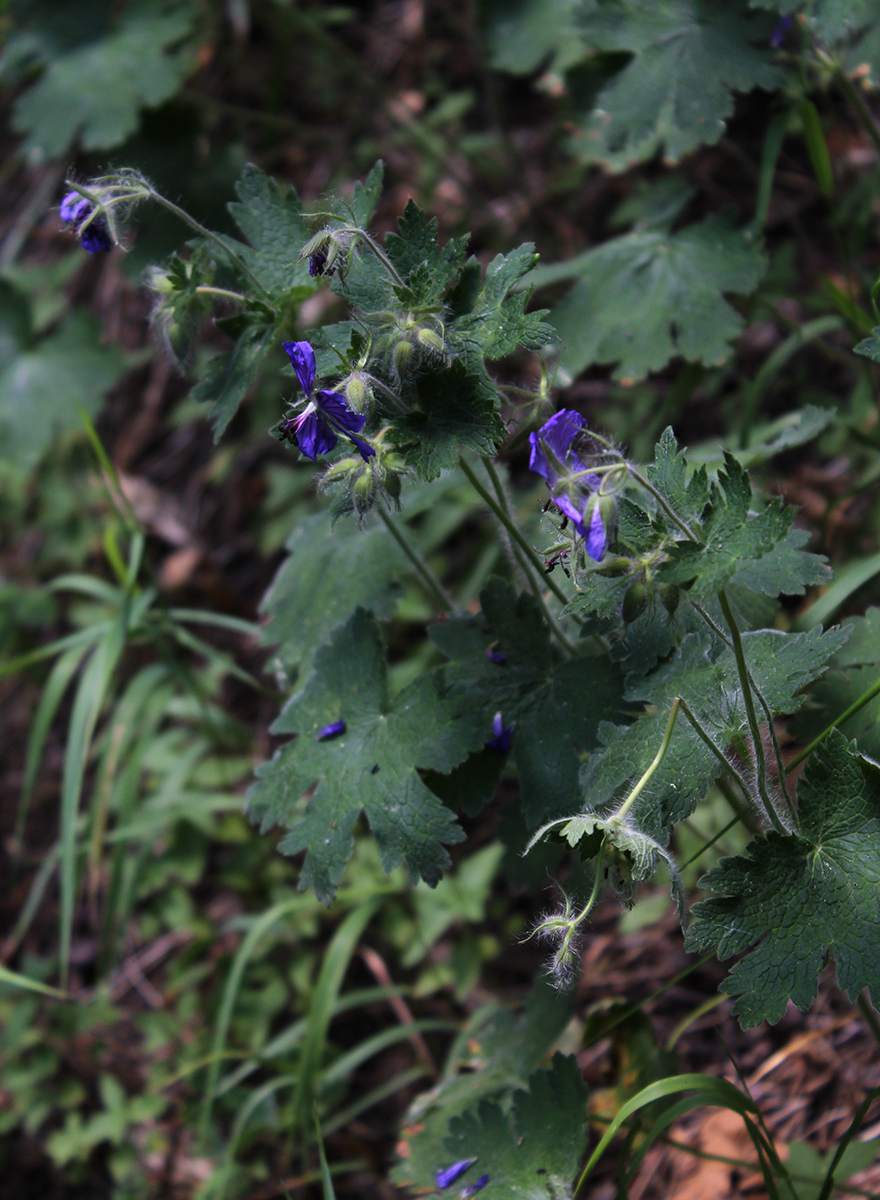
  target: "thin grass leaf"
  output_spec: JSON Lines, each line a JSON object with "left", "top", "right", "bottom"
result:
{"left": 15, "top": 642, "right": 90, "bottom": 852}
{"left": 315, "top": 1112, "right": 337, "bottom": 1200}
{"left": 59, "top": 618, "right": 127, "bottom": 987}
{"left": 0, "top": 623, "right": 111, "bottom": 679}
{"left": 574, "top": 1074, "right": 761, "bottom": 1195}
{"left": 321, "top": 1065, "right": 428, "bottom": 1137}
{"left": 168, "top": 608, "right": 261, "bottom": 638}
{"left": 288, "top": 898, "right": 381, "bottom": 1147}
{"left": 166, "top": 621, "right": 268, "bottom": 692}
{"left": 318, "top": 1020, "right": 455, "bottom": 1089}
{"left": 0, "top": 963, "right": 67, "bottom": 998}
{"left": 199, "top": 896, "right": 309, "bottom": 1135}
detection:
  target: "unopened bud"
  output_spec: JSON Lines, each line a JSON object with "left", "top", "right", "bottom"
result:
{"left": 659, "top": 583, "right": 680, "bottom": 616}
{"left": 393, "top": 338, "right": 414, "bottom": 374}
{"left": 322, "top": 456, "right": 360, "bottom": 482}
{"left": 384, "top": 472, "right": 402, "bottom": 501}
{"left": 622, "top": 582, "right": 648, "bottom": 625}
{"left": 416, "top": 327, "right": 445, "bottom": 354}
{"left": 344, "top": 373, "right": 369, "bottom": 411}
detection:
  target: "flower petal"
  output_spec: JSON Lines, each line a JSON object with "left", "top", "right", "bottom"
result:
{"left": 317, "top": 719, "right": 346, "bottom": 740}
{"left": 436, "top": 1159, "right": 477, "bottom": 1189}
{"left": 282, "top": 340, "right": 316, "bottom": 396}
{"left": 462, "top": 1175, "right": 490, "bottom": 1198}
{"left": 316, "top": 390, "right": 367, "bottom": 434}
{"left": 295, "top": 411, "right": 337, "bottom": 459}
{"left": 585, "top": 502, "right": 607, "bottom": 561}
{"left": 80, "top": 219, "right": 113, "bottom": 254}
{"left": 60, "top": 192, "right": 90, "bottom": 224}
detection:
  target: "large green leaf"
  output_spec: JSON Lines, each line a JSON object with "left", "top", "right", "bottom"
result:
{"left": 540, "top": 218, "right": 766, "bottom": 381}
{"left": 192, "top": 318, "right": 276, "bottom": 442}
{"left": 570, "top": 0, "right": 783, "bottom": 170}
{"left": 438, "top": 1054, "right": 588, "bottom": 1199}
{"left": 0, "top": 303, "right": 128, "bottom": 468}
{"left": 259, "top": 512, "right": 406, "bottom": 680}
{"left": 432, "top": 578, "right": 624, "bottom": 825}
{"left": 248, "top": 610, "right": 483, "bottom": 902}
{"left": 687, "top": 732, "right": 880, "bottom": 1027}
{"left": 392, "top": 981, "right": 574, "bottom": 1191}
{"left": 11, "top": 0, "right": 197, "bottom": 155}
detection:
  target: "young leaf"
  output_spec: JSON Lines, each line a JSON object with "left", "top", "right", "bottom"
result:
{"left": 11, "top": 0, "right": 197, "bottom": 155}
{"left": 221, "top": 164, "right": 322, "bottom": 300}
{"left": 657, "top": 452, "right": 792, "bottom": 601}
{"left": 450, "top": 245, "right": 555, "bottom": 361}
{"left": 440, "top": 1053, "right": 589, "bottom": 1199}
{"left": 248, "top": 609, "right": 482, "bottom": 903}
{"left": 432, "top": 578, "right": 624, "bottom": 825}
{"left": 390, "top": 361, "right": 507, "bottom": 480}
{"left": 570, "top": 0, "right": 783, "bottom": 170}
{"left": 686, "top": 731, "right": 880, "bottom": 1027}
{"left": 192, "top": 318, "right": 275, "bottom": 441}
{"left": 543, "top": 217, "right": 766, "bottom": 381}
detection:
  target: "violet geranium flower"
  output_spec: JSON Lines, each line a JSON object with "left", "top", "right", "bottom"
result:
{"left": 280, "top": 340, "right": 375, "bottom": 462}
{"left": 529, "top": 409, "right": 608, "bottom": 561}
{"left": 485, "top": 711, "right": 514, "bottom": 754}
{"left": 60, "top": 191, "right": 113, "bottom": 254}
{"left": 436, "top": 1158, "right": 478, "bottom": 1189}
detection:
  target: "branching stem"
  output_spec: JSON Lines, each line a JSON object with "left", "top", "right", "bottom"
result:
{"left": 718, "top": 591, "right": 789, "bottom": 834}
{"left": 377, "top": 509, "right": 454, "bottom": 613}
{"left": 615, "top": 698, "right": 681, "bottom": 823}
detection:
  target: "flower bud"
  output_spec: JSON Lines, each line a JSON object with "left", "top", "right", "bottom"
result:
{"left": 416, "top": 327, "right": 445, "bottom": 354}
{"left": 384, "top": 472, "right": 402, "bottom": 501}
{"left": 393, "top": 338, "right": 414, "bottom": 375}
{"left": 344, "top": 372, "right": 370, "bottom": 412}
{"left": 621, "top": 582, "right": 648, "bottom": 625}
{"left": 659, "top": 582, "right": 680, "bottom": 616}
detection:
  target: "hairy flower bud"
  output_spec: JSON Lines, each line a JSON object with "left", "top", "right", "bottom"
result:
{"left": 622, "top": 582, "right": 648, "bottom": 625}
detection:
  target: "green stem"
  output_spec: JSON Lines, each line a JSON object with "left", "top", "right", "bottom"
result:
{"left": 458, "top": 455, "right": 571, "bottom": 608}
{"left": 718, "top": 591, "right": 788, "bottom": 834}
{"left": 786, "top": 670, "right": 880, "bottom": 774}
{"left": 692, "top": 600, "right": 794, "bottom": 816}
{"left": 376, "top": 509, "right": 453, "bottom": 613}
{"left": 679, "top": 814, "right": 741, "bottom": 871}
{"left": 677, "top": 699, "right": 754, "bottom": 802}
{"left": 627, "top": 465, "right": 699, "bottom": 541}
{"left": 145, "top": 187, "right": 269, "bottom": 298}
{"left": 480, "top": 457, "right": 578, "bottom": 655}
{"left": 615, "top": 698, "right": 681, "bottom": 823}
{"left": 195, "top": 286, "right": 247, "bottom": 303}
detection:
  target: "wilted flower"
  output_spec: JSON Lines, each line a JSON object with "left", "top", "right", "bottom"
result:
{"left": 529, "top": 409, "right": 621, "bottom": 561}
{"left": 280, "top": 340, "right": 374, "bottom": 462}
{"left": 317, "top": 719, "right": 346, "bottom": 740}
{"left": 59, "top": 191, "right": 113, "bottom": 254}
{"left": 485, "top": 711, "right": 514, "bottom": 753}
{"left": 461, "top": 1175, "right": 490, "bottom": 1197}
{"left": 436, "top": 1158, "right": 478, "bottom": 1189}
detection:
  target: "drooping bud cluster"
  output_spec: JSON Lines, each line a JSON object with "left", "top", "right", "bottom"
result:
{"left": 58, "top": 170, "right": 150, "bottom": 255}
{"left": 299, "top": 229, "right": 357, "bottom": 280}
{"left": 319, "top": 436, "right": 407, "bottom": 522}
{"left": 374, "top": 311, "right": 447, "bottom": 377}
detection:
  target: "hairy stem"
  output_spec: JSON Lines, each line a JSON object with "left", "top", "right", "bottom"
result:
{"left": 376, "top": 508, "right": 454, "bottom": 613}
{"left": 195, "top": 286, "right": 247, "bottom": 303}
{"left": 677, "top": 698, "right": 754, "bottom": 802}
{"left": 480, "top": 456, "right": 579, "bottom": 656}
{"left": 786, "top": 671, "right": 880, "bottom": 775}
{"left": 615, "top": 698, "right": 681, "bottom": 823}
{"left": 718, "top": 591, "right": 789, "bottom": 834}
{"left": 458, "top": 455, "right": 572, "bottom": 608}
{"left": 145, "top": 187, "right": 269, "bottom": 297}
{"left": 626, "top": 464, "right": 699, "bottom": 541}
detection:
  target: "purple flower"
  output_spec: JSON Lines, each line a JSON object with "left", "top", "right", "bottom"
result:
{"left": 436, "top": 1159, "right": 477, "bottom": 1189}
{"left": 280, "top": 341, "right": 374, "bottom": 462}
{"left": 60, "top": 190, "right": 112, "bottom": 254}
{"left": 485, "top": 647, "right": 507, "bottom": 665}
{"left": 317, "top": 719, "right": 346, "bottom": 740}
{"left": 770, "top": 14, "right": 793, "bottom": 47}
{"left": 461, "top": 1176, "right": 489, "bottom": 1198}
{"left": 529, "top": 409, "right": 608, "bottom": 561}
{"left": 485, "top": 711, "right": 514, "bottom": 754}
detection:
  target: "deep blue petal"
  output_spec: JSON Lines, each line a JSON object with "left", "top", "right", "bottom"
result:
{"left": 317, "top": 390, "right": 367, "bottom": 434}
{"left": 485, "top": 711, "right": 514, "bottom": 753}
{"left": 461, "top": 1174, "right": 489, "bottom": 1197}
{"left": 348, "top": 432, "right": 376, "bottom": 461}
{"left": 586, "top": 503, "right": 607, "bottom": 561}
{"left": 436, "top": 1158, "right": 477, "bottom": 1189}
{"left": 282, "top": 340, "right": 316, "bottom": 396}
{"left": 317, "top": 719, "right": 346, "bottom": 740}
{"left": 295, "top": 411, "right": 337, "bottom": 459}
{"left": 80, "top": 219, "right": 112, "bottom": 254}
{"left": 486, "top": 648, "right": 507, "bottom": 665}
{"left": 60, "top": 192, "right": 90, "bottom": 224}
{"left": 529, "top": 409, "right": 588, "bottom": 487}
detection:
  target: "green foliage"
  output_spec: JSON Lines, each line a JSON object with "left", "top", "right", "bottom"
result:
{"left": 248, "top": 609, "right": 484, "bottom": 903}
{"left": 441, "top": 1054, "right": 589, "bottom": 1198}
{"left": 260, "top": 512, "right": 406, "bottom": 680}
{"left": 536, "top": 218, "right": 766, "bottom": 381}
{"left": 433, "top": 578, "right": 624, "bottom": 824}
{"left": 393, "top": 981, "right": 574, "bottom": 1189}
{"left": 569, "top": 1, "right": 783, "bottom": 170}
{"left": 0, "top": 283, "right": 128, "bottom": 468}
{"left": 9, "top": 0, "right": 198, "bottom": 156}
{"left": 687, "top": 732, "right": 880, "bottom": 1027}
